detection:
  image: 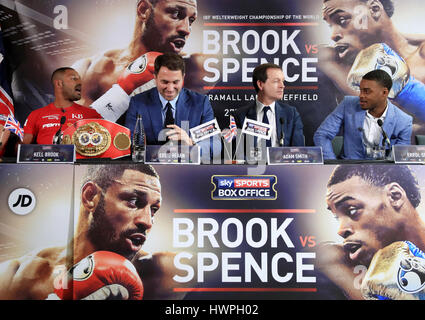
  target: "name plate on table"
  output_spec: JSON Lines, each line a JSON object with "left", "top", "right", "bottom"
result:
{"left": 145, "top": 145, "right": 200, "bottom": 165}
{"left": 393, "top": 145, "right": 425, "bottom": 164}
{"left": 267, "top": 147, "right": 323, "bottom": 165}
{"left": 17, "top": 144, "right": 75, "bottom": 163}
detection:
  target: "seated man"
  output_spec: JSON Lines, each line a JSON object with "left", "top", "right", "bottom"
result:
{"left": 125, "top": 53, "right": 221, "bottom": 160}
{"left": 23, "top": 67, "right": 102, "bottom": 145}
{"left": 314, "top": 69, "right": 412, "bottom": 160}
{"left": 232, "top": 63, "right": 304, "bottom": 159}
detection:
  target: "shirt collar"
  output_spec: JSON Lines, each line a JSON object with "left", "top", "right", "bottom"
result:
{"left": 255, "top": 97, "right": 276, "bottom": 115}
{"left": 158, "top": 92, "right": 180, "bottom": 111}
{"left": 366, "top": 104, "right": 388, "bottom": 121}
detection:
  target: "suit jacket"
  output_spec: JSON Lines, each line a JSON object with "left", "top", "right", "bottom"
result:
{"left": 233, "top": 101, "right": 305, "bottom": 146}
{"left": 125, "top": 87, "right": 221, "bottom": 158}
{"left": 313, "top": 96, "right": 413, "bottom": 160}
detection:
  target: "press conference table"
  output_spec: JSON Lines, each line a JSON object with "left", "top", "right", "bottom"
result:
{"left": 0, "top": 156, "right": 415, "bottom": 165}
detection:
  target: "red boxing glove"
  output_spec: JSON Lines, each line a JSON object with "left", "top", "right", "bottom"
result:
{"left": 55, "top": 251, "right": 144, "bottom": 300}
{"left": 117, "top": 51, "right": 162, "bottom": 95}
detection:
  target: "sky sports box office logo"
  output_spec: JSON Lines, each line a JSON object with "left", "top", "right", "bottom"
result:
{"left": 211, "top": 176, "right": 277, "bottom": 200}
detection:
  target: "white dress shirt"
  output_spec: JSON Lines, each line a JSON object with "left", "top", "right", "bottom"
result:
{"left": 256, "top": 99, "right": 278, "bottom": 147}
{"left": 363, "top": 106, "right": 388, "bottom": 156}
{"left": 158, "top": 92, "right": 180, "bottom": 126}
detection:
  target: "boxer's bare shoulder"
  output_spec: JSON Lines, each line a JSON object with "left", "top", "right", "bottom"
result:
{"left": 132, "top": 251, "right": 195, "bottom": 300}
{"left": 404, "top": 40, "right": 425, "bottom": 83}
{"left": 316, "top": 242, "right": 364, "bottom": 300}
{"left": 72, "top": 49, "right": 132, "bottom": 105}
{"left": 317, "top": 46, "right": 357, "bottom": 94}
{"left": 0, "top": 246, "right": 67, "bottom": 299}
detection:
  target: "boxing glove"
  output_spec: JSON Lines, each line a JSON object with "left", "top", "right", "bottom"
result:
{"left": 91, "top": 51, "right": 162, "bottom": 122}
{"left": 347, "top": 43, "right": 425, "bottom": 121}
{"left": 361, "top": 241, "right": 425, "bottom": 300}
{"left": 55, "top": 251, "right": 144, "bottom": 300}
{"left": 117, "top": 51, "right": 162, "bottom": 96}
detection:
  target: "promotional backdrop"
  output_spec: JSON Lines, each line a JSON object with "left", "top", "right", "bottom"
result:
{"left": 1, "top": 163, "right": 425, "bottom": 300}
{"left": 1, "top": 0, "right": 424, "bottom": 146}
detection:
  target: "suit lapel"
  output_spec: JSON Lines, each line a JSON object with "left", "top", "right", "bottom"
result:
{"left": 354, "top": 105, "right": 367, "bottom": 154}
{"left": 175, "top": 89, "right": 190, "bottom": 127}
{"left": 382, "top": 101, "right": 396, "bottom": 137}
{"left": 275, "top": 102, "right": 284, "bottom": 144}
{"left": 147, "top": 89, "right": 164, "bottom": 142}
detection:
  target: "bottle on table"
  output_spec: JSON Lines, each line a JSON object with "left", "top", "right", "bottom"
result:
{"left": 132, "top": 114, "right": 146, "bottom": 163}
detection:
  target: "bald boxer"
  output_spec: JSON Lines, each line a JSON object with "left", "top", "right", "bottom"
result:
{"left": 23, "top": 67, "right": 102, "bottom": 145}
{"left": 319, "top": 0, "right": 425, "bottom": 126}
{"left": 0, "top": 164, "right": 185, "bottom": 300}
{"left": 316, "top": 165, "right": 425, "bottom": 299}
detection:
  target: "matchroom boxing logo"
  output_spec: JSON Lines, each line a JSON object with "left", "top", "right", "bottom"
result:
{"left": 8, "top": 188, "right": 36, "bottom": 216}
{"left": 211, "top": 175, "right": 277, "bottom": 200}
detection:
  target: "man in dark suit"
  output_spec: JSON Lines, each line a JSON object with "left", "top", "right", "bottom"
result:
{"left": 232, "top": 63, "right": 304, "bottom": 160}
{"left": 125, "top": 53, "right": 220, "bottom": 160}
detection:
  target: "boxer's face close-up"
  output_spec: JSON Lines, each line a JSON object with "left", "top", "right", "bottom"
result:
{"left": 322, "top": 0, "right": 378, "bottom": 63}
{"left": 142, "top": 0, "right": 197, "bottom": 54}
{"left": 88, "top": 170, "right": 162, "bottom": 260}
{"left": 326, "top": 176, "right": 400, "bottom": 266}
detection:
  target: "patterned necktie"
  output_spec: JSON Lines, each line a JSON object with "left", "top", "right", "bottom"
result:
{"left": 262, "top": 106, "right": 271, "bottom": 147}
{"left": 164, "top": 102, "right": 174, "bottom": 127}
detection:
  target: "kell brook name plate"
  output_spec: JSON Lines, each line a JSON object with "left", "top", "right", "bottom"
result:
{"left": 18, "top": 144, "right": 75, "bottom": 163}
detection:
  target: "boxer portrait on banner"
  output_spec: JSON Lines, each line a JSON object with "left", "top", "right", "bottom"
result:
{"left": 0, "top": 164, "right": 185, "bottom": 300}
{"left": 72, "top": 0, "right": 212, "bottom": 124}
{"left": 22, "top": 67, "right": 102, "bottom": 145}
{"left": 316, "top": 165, "right": 425, "bottom": 300}
{"left": 319, "top": 0, "right": 425, "bottom": 136}
{"left": 314, "top": 69, "right": 412, "bottom": 160}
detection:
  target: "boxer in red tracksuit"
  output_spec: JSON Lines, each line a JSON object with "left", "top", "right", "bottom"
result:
{"left": 23, "top": 67, "right": 101, "bottom": 145}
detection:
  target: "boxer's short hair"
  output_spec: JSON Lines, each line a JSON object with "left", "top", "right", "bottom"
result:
{"left": 83, "top": 164, "right": 160, "bottom": 191}
{"left": 323, "top": 0, "right": 394, "bottom": 18}
{"left": 252, "top": 63, "right": 282, "bottom": 93}
{"left": 51, "top": 67, "right": 75, "bottom": 83}
{"left": 368, "top": 0, "right": 394, "bottom": 18}
{"left": 362, "top": 69, "right": 393, "bottom": 91}
{"left": 328, "top": 165, "right": 421, "bottom": 208}
{"left": 154, "top": 52, "right": 185, "bottom": 75}
{"left": 137, "top": 0, "right": 160, "bottom": 6}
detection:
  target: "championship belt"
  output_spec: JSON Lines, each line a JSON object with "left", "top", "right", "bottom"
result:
{"left": 61, "top": 119, "right": 131, "bottom": 159}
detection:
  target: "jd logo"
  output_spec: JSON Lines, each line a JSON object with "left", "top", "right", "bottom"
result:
{"left": 8, "top": 188, "right": 36, "bottom": 216}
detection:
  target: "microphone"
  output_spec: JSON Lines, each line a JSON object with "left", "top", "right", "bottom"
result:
{"left": 279, "top": 117, "right": 285, "bottom": 147}
{"left": 53, "top": 116, "right": 66, "bottom": 144}
{"left": 377, "top": 119, "right": 391, "bottom": 147}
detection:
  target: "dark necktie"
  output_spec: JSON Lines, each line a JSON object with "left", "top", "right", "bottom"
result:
{"left": 164, "top": 102, "right": 174, "bottom": 127}
{"left": 262, "top": 106, "right": 271, "bottom": 147}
